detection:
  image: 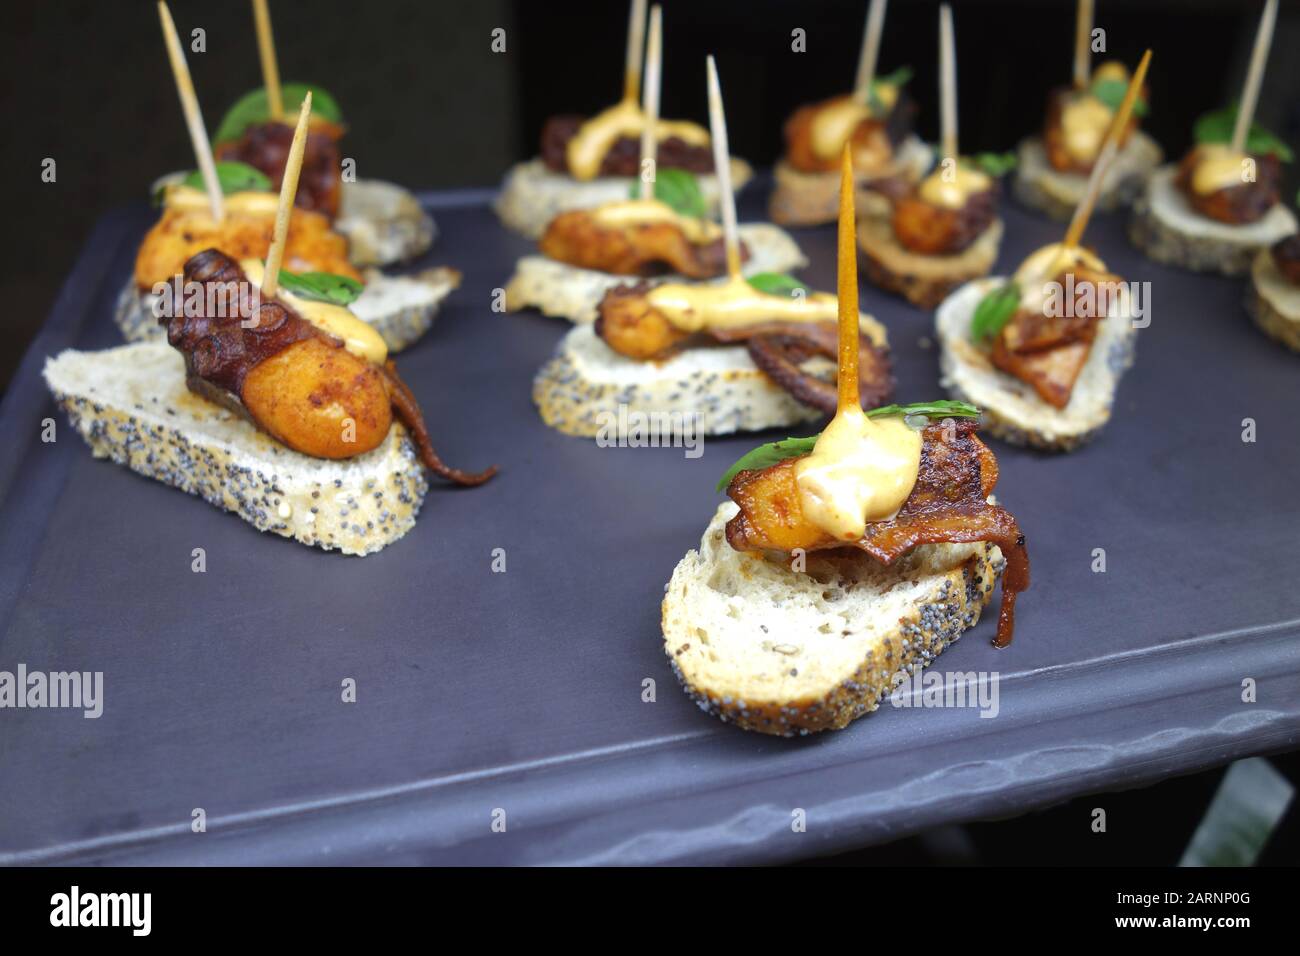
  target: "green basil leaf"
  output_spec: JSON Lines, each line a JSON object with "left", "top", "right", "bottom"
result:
{"left": 181, "top": 161, "right": 272, "bottom": 195}
{"left": 629, "top": 167, "right": 708, "bottom": 219}
{"left": 746, "top": 272, "right": 811, "bottom": 297}
{"left": 967, "top": 151, "right": 1018, "bottom": 177}
{"left": 1090, "top": 78, "right": 1148, "bottom": 117}
{"left": 970, "top": 281, "right": 1020, "bottom": 344}
{"left": 715, "top": 436, "right": 819, "bottom": 492}
{"left": 867, "top": 65, "right": 913, "bottom": 114}
{"left": 866, "top": 400, "right": 980, "bottom": 420}
{"left": 276, "top": 269, "right": 363, "bottom": 306}
{"left": 1194, "top": 106, "right": 1293, "bottom": 162}
{"left": 214, "top": 84, "right": 344, "bottom": 144}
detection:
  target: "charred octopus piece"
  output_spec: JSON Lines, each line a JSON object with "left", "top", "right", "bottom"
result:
{"left": 538, "top": 208, "right": 747, "bottom": 279}
{"left": 216, "top": 120, "right": 344, "bottom": 218}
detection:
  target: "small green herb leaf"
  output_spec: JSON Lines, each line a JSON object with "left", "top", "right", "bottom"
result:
{"left": 970, "top": 281, "right": 1020, "bottom": 344}
{"left": 1090, "top": 78, "right": 1148, "bottom": 117}
{"left": 867, "top": 65, "right": 912, "bottom": 114}
{"left": 865, "top": 400, "right": 980, "bottom": 420}
{"left": 181, "top": 161, "right": 272, "bottom": 195}
{"left": 277, "top": 269, "right": 363, "bottom": 306}
{"left": 214, "top": 84, "right": 344, "bottom": 144}
{"left": 1194, "top": 106, "right": 1293, "bottom": 162}
{"left": 746, "top": 272, "right": 811, "bottom": 297}
{"left": 629, "top": 168, "right": 709, "bottom": 219}
{"left": 967, "top": 151, "right": 1018, "bottom": 177}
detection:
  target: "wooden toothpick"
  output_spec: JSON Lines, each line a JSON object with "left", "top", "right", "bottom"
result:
{"left": 837, "top": 145, "right": 860, "bottom": 414}
{"left": 852, "top": 0, "right": 889, "bottom": 105}
{"left": 252, "top": 0, "right": 284, "bottom": 121}
{"left": 623, "top": 0, "right": 648, "bottom": 103}
{"left": 939, "top": 4, "right": 958, "bottom": 162}
{"left": 1073, "top": 0, "right": 1094, "bottom": 90}
{"left": 1062, "top": 48, "right": 1151, "bottom": 250}
{"left": 157, "top": 1, "right": 223, "bottom": 221}
{"left": 261, "top": 91, "right": 312, "bottom": 298}
{"left": 638, "top": 5, "right": 663, "bottom": 201}
{"left": 1231, "top": 0, "right": 1278, "bottom": 152}
{"left": 705, "top": 55, "right": 741, "bottom": 279}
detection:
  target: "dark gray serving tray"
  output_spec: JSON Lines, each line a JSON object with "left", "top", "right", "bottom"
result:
{"left": 1, "top": 183, "right": 1297, "bottom": 865}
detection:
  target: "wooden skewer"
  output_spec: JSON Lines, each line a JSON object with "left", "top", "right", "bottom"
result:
{"left": 261, "top": 91, "right": 312, "bottom": 298}
{"left": 705, "top": 55, "right": 742, "bottom": 279}
{"left": 252, "top": 0, "right": 284, "bottom": 121}
{"left": 1062, "top": 48, "right": 1151, "bottom": 250}
{"left": 852, "top": 0, "right": 889, "bottom": 105}
{"left": 837, "top": 145, "right": 860, "bottom": 413}
{"left": 157, "top": 1, "right": 223, "bottom": 222}
{"left": 1231, "top": 0, "right": 1278, "bottom": 152}
{"left": 1073, "top": 0, "right": 1094, "bottom": 90}
{"left": 623, "top": 0, "right": 648, "bottom": 103}
{"left": 638, "top": 5, "right": 663, "bottom": 201}
{"left": 938, "top": 4, "right": 958, "bottom": 162}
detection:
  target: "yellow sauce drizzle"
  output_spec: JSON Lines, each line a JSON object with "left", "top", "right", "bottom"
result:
{"left": 566, "top": 100, "right": 710, "bottom": 181}
{"left": 645, "top": 274, "right": 838, "bottom": 332}
{"left": 917, "top": 164, "right": 992, "bottom": 209}
{"left": 164, "top": 184, "right": 279, "bottom": 217}
{"left": 590, "top": 198, "right": 722, "bottom": 243}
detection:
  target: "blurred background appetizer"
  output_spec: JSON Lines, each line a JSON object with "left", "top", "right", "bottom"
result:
{"left": 857, "top": 5, "right": 1006, "bottom": 308}
{"left": 769, "top": 0, "right": 931, "bottom": 227}
{"left": 936, "top": 52, "right": 1150, "bottom": 451}
{"left": 46, "top": 73, "right": 495, "bottom": 556}
{"left": 504, "top": 7, "right": 805, "bottom": 325}
{"left": 1130, "top": 0, "right": 1295, "bottom": 275}
{"left": 1245, "top": 189, "right": 1300, "bottom": 351}
{"left": 1013, "top": 0, "right": 1161, "bottom": 221}
{"left": 494, "top": 0, "right": 752, "bottom": 238}
{"left": 534, "top": 58, "right": 893, "bottom": 438}
{"left": 662, "top": 146, "right": 1028, "bottom": 736}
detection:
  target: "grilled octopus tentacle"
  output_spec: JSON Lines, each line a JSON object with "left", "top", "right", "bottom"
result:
{"left": 380, "top": 362, "right": 498, "bottom": 487}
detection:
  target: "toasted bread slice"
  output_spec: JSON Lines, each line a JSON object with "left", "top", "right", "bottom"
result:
{"left": 768, "top": 135, "right": 933, "bottom": 226}
{"left": 662, "top": 502, "right": 1004, "bottom": 736}
{"left": 336, "top": 179, "right": 437, "bottom": 267}
{"left": 1129, "top": 165, "right": 1299, "bottom": 276}
{"left": 1013, "top": 131, "right": 1162, "bottom": 221}
{"left": 114, "top": 267, "right": 460, "bottom": 353}
{"left": 1246, "top": 247, "right": 1300, "bottom": 352}
{"left": 935, "top": 278, "right": 1137, "bottom": 451}
{"left": 494, "top": 157, "right": 754, "bottom": 239}
{"left": 504, "top": 224, "right": 807, "bottom": 325}
{"left": 43, "top": 342, "right": 428, "bottom": 556}
{"left": 857, "top": 215, "right": 1003, "bottom": 309}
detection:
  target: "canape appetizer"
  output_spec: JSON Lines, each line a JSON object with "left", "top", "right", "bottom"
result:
{"left": 857, "top": 5, "right": 1005, "bottom": 309}
{"left": 505, "top": 7, "right": 806, "bottom": 325}
{"left": 1130, "top": 0, "right": 1295, "bottom": 276}
{"left": 121, "top": 3, "right": 456, "bottom": 352}
{"left": 46, "top": 45, "right": 494, "bottom": 556}
{"left": 937, "top": 53, "right": 1149, "bottom": 451}
{"left": 534, "top": 57, "right": 893, "bottom": 438}
{"left": 1013, "top": 0, "right": 1161, "bottom": 220}
{"left": 770, "top": 0, "right": 932, "bottom": 226}
{"left": 1246, "top": 191, "right": 1300, "bottom": 351}
{"left": 661, "top": 145, "right": 1028, "bottom": 736}
{"left": 495, "top": 0, "right": 752, "bottom": 238}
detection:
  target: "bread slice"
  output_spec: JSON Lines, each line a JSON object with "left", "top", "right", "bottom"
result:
{"left": 43, "top": 342, "right": 428, "bottom": 556}
{"left": 494, "top": 157, "right": 755, "bottom": 239}
{"left": 857, "top": 215, "right": 1003, "bottom": 309}
{"left": 1129, "top": 165, "right": 1299, "bottom": 276}
{"left": 113, "top": 267, "right": 460, "bottom": 353}
{"left": 935, "top": 278, "right": 1137, "bottom": 451}
{"left": 1246, "top": 247, "right": 1300, "bottom": 352}
{"left": 768, "top": 135, "right": 933, "bottom": 226}
{"left": 336, "top": 178, "right": 437, "bottom": 267}
{"left": 1012, "top": 131, "right": 1162, "bottom": 220}
{"left": 661, "top": 502, "right": 1004, "bottom": 736}
{"left": 504, "top": 223, "right": 808, "bottom": 325}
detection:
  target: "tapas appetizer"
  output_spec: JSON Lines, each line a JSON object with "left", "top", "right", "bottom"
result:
{"left": 857, "top": 5, "right": 1005, "bottom": 309}
{"left": 661, "top": 145, "right": 1028, "bottom": 736}
{"left": 46, "top": 19, "right": 495, "bottom": 556}
{"left": 504, "top": 6, "right": 806, "bottom": 325}
{"left": 769, "top": 0, "right": 932, "bottom": 227}
{"left": 1013, "top": 0, "right": 1161, "bottom": 220}
{"left": 1130, "top": 0, "right": 1295, "bottom": 276}
{"left": 936, "top": 52, "right": 1150, "bottom": 451}
{"left": 495, "top": 0, "right": 753, "bottom": 239}
{"left": 121, "top": 2, "right": 457, "bottom": 353}
{"left": 534, "top": 58, "right": 893, "bottom": 438}
{"left": 1246, "top": 190, "right": 1300, "bottom": 352}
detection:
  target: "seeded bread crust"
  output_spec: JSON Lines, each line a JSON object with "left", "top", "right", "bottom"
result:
{"left": 857, "top": 215, "right": 1003, "bottom": 309}
{"left": 494, "top": 157, "right": 754, "bottom": 239}
{"left": 335, "top": 179, "right": 436, "bottom": 267}
{"left": 503, "top": 223, "right": 808, "bottom": 325}
{"left": 768, "top": 135, "right": 934, "bottom": 227}
{"left": 662, "top": 502, "right": 1004, "bottom": 736}
{"left": 1246, "top": 248, "right": 1300, "bottom": 352}
{"left": 43, "top": 342, "right": 428, "bottom": 556}
{"left": 1012, "top": 131, "right": 1162, "bottom": 221}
